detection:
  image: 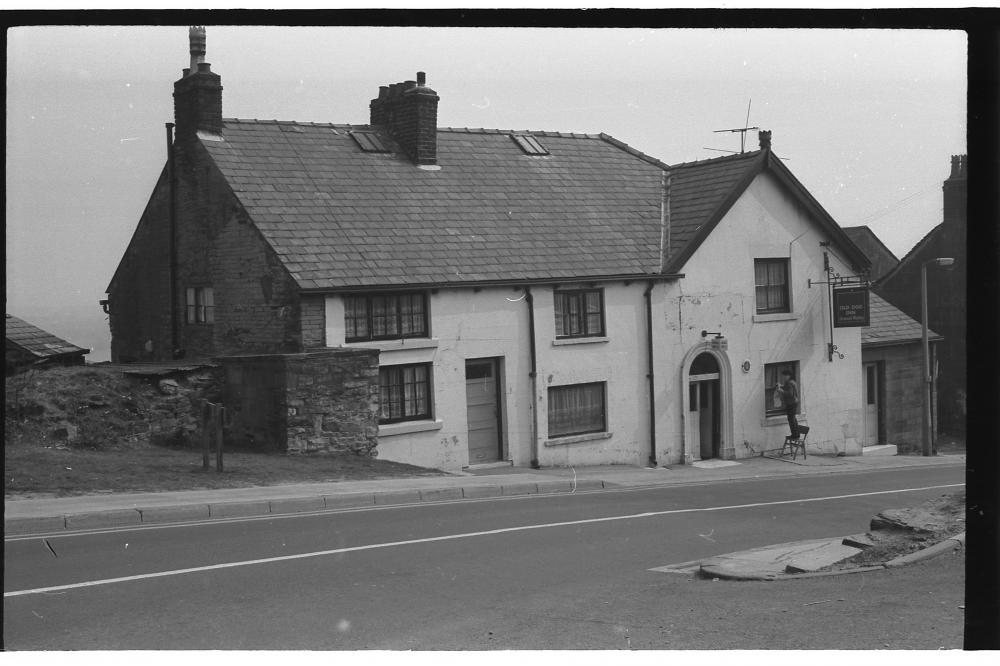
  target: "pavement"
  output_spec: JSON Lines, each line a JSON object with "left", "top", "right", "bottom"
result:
{"left": 4, "top": 450, "right": 965, "bottom": 579}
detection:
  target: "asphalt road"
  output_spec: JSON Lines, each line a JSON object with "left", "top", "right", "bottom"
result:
{"left": 4, "top": 465, "right": 964, "bottom": 649}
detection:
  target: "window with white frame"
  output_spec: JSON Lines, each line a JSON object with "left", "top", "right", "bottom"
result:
{"left": 379, "top": 363, "right": 432, "bottom": 424}
{"left": 344, "top": 292, "right": 428, "bottom": 342}
{"left": 547, "top": 382, "right": 606, "bottom": 437}
{"left": 185, "top": 287, "right": 214, "bottom": 324}
{"left": 554, "top": 289, "right": 605, "bottom": 338}
{"left": 754, "top": 258, "right": 790, "bottom": 314}
{"left": 764, "top": 361, "right": 800, "bottom": 416}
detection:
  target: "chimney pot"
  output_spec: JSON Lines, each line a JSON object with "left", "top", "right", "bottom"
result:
{"left": 197, "top": 62, "right": 212, "bottom": 74}
{"left": 758, "top": 130, "right": 772, "bottom": 151}
{"left": 417, "top": 71, "right": 426, "bottom": 86}
{"left": 189, "top": 26, "right": 207, "bottom": 74}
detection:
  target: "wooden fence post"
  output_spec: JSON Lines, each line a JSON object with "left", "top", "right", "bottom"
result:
{"left": 214, "top": 404, "right": 224, "bottom": 472}
{"left": 201, "top": 400, "right": 211, "bottom": 470}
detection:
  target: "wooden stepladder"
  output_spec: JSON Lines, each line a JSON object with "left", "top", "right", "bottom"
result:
{"left": 201, "top": 401, "right": 226, "bottom": 472}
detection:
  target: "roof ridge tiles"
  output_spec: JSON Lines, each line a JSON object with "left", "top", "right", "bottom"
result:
{"left": 668, "top": 150, "right": 764, "bottom": 170}
{"left": 438, "top": 126, "right": 603, "bottom": 139}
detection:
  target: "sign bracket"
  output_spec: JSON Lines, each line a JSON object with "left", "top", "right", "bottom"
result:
{"left": 810, "top": 250, "right": 871, "bottom": 362}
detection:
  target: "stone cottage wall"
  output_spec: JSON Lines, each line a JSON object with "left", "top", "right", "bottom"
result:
{"left": 218, "top": 349, "right": 379, "bottom": 455}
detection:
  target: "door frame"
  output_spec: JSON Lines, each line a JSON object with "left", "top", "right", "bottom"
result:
{"left": 680, "top": 343, "right": 734, "bottom": 462}
{"left": 464, "top": 357, "right": 505, "bottom": 463}
{"left": 862, "top": 360, "right": 885, "bottom": 446}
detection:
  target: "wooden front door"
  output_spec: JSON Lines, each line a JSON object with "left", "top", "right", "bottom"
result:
{"left": 465, "top": 358, "right": 502, "bottom": 464}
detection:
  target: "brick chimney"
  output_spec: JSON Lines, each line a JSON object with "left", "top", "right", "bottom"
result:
{"left": 942, "top": 154, "right": 967, "bottom": 227}
{"left": 369, "top": 72, "right": 439, "bottom": 166}
{"left": 173, "top": 26, "right": 223, "bottom": 141}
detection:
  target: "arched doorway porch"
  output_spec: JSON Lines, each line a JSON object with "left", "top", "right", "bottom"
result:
{"left": 680, "top": 342, "right": 735, "bottom": 462}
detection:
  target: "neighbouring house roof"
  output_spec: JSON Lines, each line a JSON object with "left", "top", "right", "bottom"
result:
{"left": 874, "top": 222, "right": 944, "bottom": 287}
{"left": 5, "top": 314, "right": 89, "bottom": 360}
{"left": 199, "top": 120, "right": 869, "bottom": 291}
{"left": 861, "top": 292, "right": 942, "bottom": 348}
{"left": 842, "top": 225, "right": 899, "bottom": 281}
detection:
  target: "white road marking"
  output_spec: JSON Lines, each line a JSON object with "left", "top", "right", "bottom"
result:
{"left": 4, "top": 483, "right": 962, "bottom": 598}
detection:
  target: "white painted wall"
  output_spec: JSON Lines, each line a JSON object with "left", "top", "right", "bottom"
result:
{"left": 327, "top": 287, "right": 532, "bottom": 470}
{"left": 654, "top": 172, "right": 864, "bottom": 463}
{"left": 325, "top": 282, "right": 656, "bottom": 470}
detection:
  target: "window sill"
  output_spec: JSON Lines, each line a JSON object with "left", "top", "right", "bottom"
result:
{"left": 761, "top": 414, "right": 806, "bottom": 427}
{"left": 543, "top": 431, "right": 613, "bottom": 447}
{"left": 552, "top": 336, "right": 610, "bottom": 347}
{"left": 378, "top": 419, "right": 444, "bottom": 437}
{"left": 752, "top": 312, "right": 800, "bottom": 323}
{"left": 344, "top": 338, "right": 439, "bottom": 352}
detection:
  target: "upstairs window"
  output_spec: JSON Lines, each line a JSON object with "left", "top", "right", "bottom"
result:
{"left": 754, "top": 258, "right": 790, "bottom": 314}
{"left": 511, "top": 134, "right": 549, "bottom": 155}
{"left": 554, "top": 289, "right": 605, "bottom": 338}
{"left": 185, "top": 287, "right": 214, "bottom": 324}
{"left": 345, "top": 292, "right": 428, "bottom": 342}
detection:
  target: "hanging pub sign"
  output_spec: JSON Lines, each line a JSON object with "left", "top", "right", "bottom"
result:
{"left": 833, "top": 286, "right": 870, "bottom": 327}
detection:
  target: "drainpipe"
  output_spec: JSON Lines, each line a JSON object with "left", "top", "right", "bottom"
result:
{"left": 526, "top": 286, "right": 540, "bottom": 469}
{"left": 645, "top": 281, "right": 658, "bottom": 467}
{"left": 166, "top": 122, "right": 179, "bottom": 358}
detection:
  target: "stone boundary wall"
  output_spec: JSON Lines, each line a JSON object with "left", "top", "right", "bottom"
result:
{"left": 218, "top": 348, "right": 379, "bottom": 455}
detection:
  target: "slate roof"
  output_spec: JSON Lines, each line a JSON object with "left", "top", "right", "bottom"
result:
{"left": 842, "top": 225, "right": 899, "bottom": 281}
{"left": 861, "top": 292, "right": 941, "bottom": 347}
{"left": 5, "top": 314, "right": 89, "bottom": 359}
{"left": 201, "top": 120, "right": 781, "bottom": 290}
{"left": 199, "top": 119, "right": 867, "bottom": 291}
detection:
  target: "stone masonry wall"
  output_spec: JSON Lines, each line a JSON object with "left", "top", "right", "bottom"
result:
{"left": 218, "top": 349, "right": 379, "bottom": 455}
{"left": 300, "top": 294, "right": 327, "bottom": 349}
{"left": 284, "top": 349, "right": 380, "bottom": 455}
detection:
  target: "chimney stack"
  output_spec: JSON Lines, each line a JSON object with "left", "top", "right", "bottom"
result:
{"left": 758, "top": 130, "right": 772, "bottom": 151}
{"left": 369, "top": 71, "right": 439, "bottom": 166}
{"left": 942, "top": 154, "right": 967, "bottom": 228}
{"left": 173, "top": 26, "right": 223, "bottom": 140}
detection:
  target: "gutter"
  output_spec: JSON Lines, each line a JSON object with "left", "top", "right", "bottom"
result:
{"left": 526, "top": 287, "right": 540, "bottom": 469}
{"left": 644, "top": 281, "right": 657, "bottom": 467}
{"left": 299, "top": 273, "right": 684, "bottom": 295}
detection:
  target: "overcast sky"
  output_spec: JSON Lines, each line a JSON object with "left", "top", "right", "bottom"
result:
{"left": 5, "top": 25, "right": 966, "bottom": 362}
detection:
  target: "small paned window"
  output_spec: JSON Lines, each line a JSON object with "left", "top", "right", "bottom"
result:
{"left": 554, "top": 289, "right": 605, "bottom": 338}
{"left": 765, "top": 361, "right": 800, "bottom": 416}
{"left": 754, "top": 258, "right": 791, "bottom": 314}
{"left": 379, "top": 363, "right": 432, "bottom": 424}
{"left": 511, "top": 134, "right": 549, "bottom": 155}
{"left": 185, "top": 287, "right": 215, "bottom": 324}
{"left": 350, "top": 131, "right": 390, "bottom": 153}
{"left": 548, "top": 382, "right": 606, "bottom": 438}
{"left": 344, "top": 292, "right": 428, "bottom": 342}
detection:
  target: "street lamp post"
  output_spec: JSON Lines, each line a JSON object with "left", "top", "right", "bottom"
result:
{"left": 921, "top": 257, "right": 954, "bottom": 457}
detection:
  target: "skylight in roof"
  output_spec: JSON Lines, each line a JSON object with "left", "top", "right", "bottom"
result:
{"left": 511, "top": 134, "right": 549, "bottom": 155}
{"left": 350, "top": 131, "right": 390, "bottom": 153}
